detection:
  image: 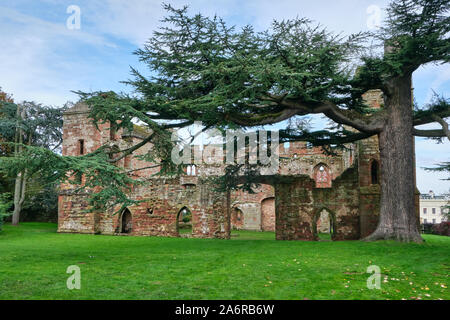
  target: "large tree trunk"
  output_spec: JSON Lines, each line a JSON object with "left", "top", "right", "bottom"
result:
{"left": 12, "top": 171, "right": 26, "bottom": 225}
{"left": 365, "top": 75, "right": 423, "bottom": 243}
{"left": 225, "top": 190, "right": 231, "bottom": 239}
{"left": 12, "top": 104, "right": 27, "bottom": 226}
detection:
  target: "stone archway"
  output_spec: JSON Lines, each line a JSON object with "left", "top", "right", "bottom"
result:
{"left": 313, "top": 208, "right": 336, "bottom": 241}
{"left": 176, "top": 207, "right": 192, "bottom": 237}
{"left": 261, "top": 197, "right": 275, "bottom": 232}
{"left": 120, "top": 208, "right": 132, "bottom": 234}
{"left": 231, "top": 207, "right": 244, "bottom": 230}
{"left": 370, "top": 159, "right": 380, "bottom": 185}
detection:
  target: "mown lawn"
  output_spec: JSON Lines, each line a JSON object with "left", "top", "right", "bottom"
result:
{"left": 0, "top": 223, "right": 448, "bottom": 300}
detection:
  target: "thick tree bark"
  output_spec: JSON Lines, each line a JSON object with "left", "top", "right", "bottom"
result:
{"left": 12, "top": 171, "right": 26, "bottom": 225}
{"left": 365, "top": 75, "right": 423, "bottom": 242}
{"left": 225, "top": 190, "right": 231, "bottom": 239}
{"left": 12, "top": 105, "right": 27, "bottom": 226}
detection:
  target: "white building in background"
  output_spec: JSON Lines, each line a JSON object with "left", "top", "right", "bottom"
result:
{"left": 419, "top": 191, "right": 449, "bottom": 224}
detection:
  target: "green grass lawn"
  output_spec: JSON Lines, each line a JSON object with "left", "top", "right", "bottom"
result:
{"left": 0, "top": 222, "right": 448, "bottom": 300}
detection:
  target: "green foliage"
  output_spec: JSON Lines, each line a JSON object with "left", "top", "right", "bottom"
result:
{"left": 0, "top": 100, "right": 64, "bottom": 151}
{"left": 0, "top": 144, "right": 140, "bottom": 214}
{"left": 425, "top": 162, "right": 450, "bottom": 181}
{"left": 0, "top": 193, "right": 12, "bottom": 232}
{"left": 76, "top": 1, "right": 449, "bottom": 156}
{"left": 0, "top": 100, "right": 65, "bottom": 222}
{"left": 21, "top": 182, "right": 59, "bottom": 222}
{"left": 125, "top": 4, "right": 369, "bottom": 124}
{"left": 381, "top": 0, "right": 450, "bottom": 68}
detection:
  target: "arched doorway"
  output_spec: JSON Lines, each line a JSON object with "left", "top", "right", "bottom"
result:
{"left": 261, "top": 197, "right": 275, "bottom": 232}
{"left": 231, "top": 207, "right": 244, "bottom": 230}
{"left": 120, "top": 208, "right": 132, "bottom": 234}
{"left": 314, "top": 208, "right": 336, "bottom": 241}
{"left": 370, "top": 159, "right": 380, "bottom": 185}
{"left": 176, "top": 207, "right": 192, "bottom": 236}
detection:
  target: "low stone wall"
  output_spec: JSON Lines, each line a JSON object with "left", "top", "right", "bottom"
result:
{"left": 275, "top": 168, "right": 374, "bottom": 241}
{"left": 58, "top": 178, "right": 228, "bottom": 239}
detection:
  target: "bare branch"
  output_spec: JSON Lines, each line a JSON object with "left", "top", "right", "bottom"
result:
{"left": 283, "top": 99, "right": 386, "bottom": 134}
{"left": 227, "top": 108, "right": 300, "bottom": 126}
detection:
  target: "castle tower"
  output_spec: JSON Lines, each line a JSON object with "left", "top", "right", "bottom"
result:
{"left": 357, "top": 90, "right": 383, "bottom": 238}
{"left": 58, "top": 103, "right": 114, "bottom": 234}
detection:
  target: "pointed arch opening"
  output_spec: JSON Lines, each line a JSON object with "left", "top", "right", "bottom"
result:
{"left": 313, "top": 208, "right": 336, "bottom": 241}
{"left": 314, "top": 163, "right": 332, "bottom": 188}
{"left": 120, "top": 208, "right": 132, "bottom": 234}
{"left": 176, "top": 207, "right": 192, "bottom": 236}
{"left": 370, "top": 159, "right": 380, "bottom": 185}
{"left": 186, "top": 165, "right": 197, "bottom": 176}
{"left": 231, "top": 207, "right": 244, "bottom": 230}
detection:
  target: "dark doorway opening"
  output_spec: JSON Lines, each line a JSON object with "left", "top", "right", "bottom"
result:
{"left": 315, "top": 209, "right": 335, "bottom": 241}
{"left": 121, "top": 208, "right": 132, "bottom": 234}
{"left": 371, "top": 160, "right": 380, "bottom": 185}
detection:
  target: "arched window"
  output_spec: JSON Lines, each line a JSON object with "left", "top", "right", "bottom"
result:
{"left": 314, "top": 164, "right": 332, "bottom": 188}
{"left": 110, "top": 121, "right": 117, "bottom": 141}
{"left": 177, "top": 207, "right": 192, "bottom": 236}
{"left": 187, "top": 165, "right": 197, "bottom": 176}
{"left": 370, "top": 160, "right": 379, "bottom": 185}
{"left": 314, "top": 208, "right": 335, "bottom": 241}
{"left": 78, "top": 139, "right": 85, "bottom": 155}
{"left": 121, "top": 208, "right": 132, "bottom": 234}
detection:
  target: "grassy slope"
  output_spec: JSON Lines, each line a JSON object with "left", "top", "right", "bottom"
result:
{"left": 0, "top": 223, "right": 448, "bottom": 300}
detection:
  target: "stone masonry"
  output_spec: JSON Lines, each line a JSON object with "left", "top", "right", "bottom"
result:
{"left": 58, "top": 90, "right": 418, "bottom": 240}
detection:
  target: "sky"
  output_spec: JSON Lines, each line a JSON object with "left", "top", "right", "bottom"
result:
{"left": 0, "top": 0, "right": 449, "bottom": 194}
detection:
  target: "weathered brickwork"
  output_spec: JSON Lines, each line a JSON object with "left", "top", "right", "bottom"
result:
{"left": 230, "top": 184, "right": 275, "bottom": 231}
{"left": 58, "top": 90, "right": 418, "bottom": 241}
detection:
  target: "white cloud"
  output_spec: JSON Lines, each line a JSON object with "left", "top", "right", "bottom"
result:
{"left": 415, "top": 137, "right": 450, "bottom": 194}
{"left": 81, "top": 0, "right": 391, "bottom": 46}
{"left": 414, "top": 64, "right": 450, "bottom": 104}
{"left": 0, "top": 6, "right": 117, "bottom": 105}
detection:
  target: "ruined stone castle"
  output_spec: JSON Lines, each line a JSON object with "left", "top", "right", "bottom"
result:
{"left": 58, "top": 90, "right": 387, "bottom": 241}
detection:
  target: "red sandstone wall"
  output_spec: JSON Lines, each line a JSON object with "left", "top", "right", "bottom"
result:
{"left": 59, "top": 93, "right": 386, "bottom": 241}
{"left": 275, "top": 168, "right": 362, "bottom": 241}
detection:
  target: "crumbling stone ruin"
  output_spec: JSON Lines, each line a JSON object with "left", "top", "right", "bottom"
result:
{"left": 59, "top": 90, "right": 414, "bottom": 241}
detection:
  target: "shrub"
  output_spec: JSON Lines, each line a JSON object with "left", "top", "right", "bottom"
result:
{"left": 421, "top": 223, "right": 434, "bottom": 234}
{"left": 432, "top": 222, "right": 450, "bottom": 237}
